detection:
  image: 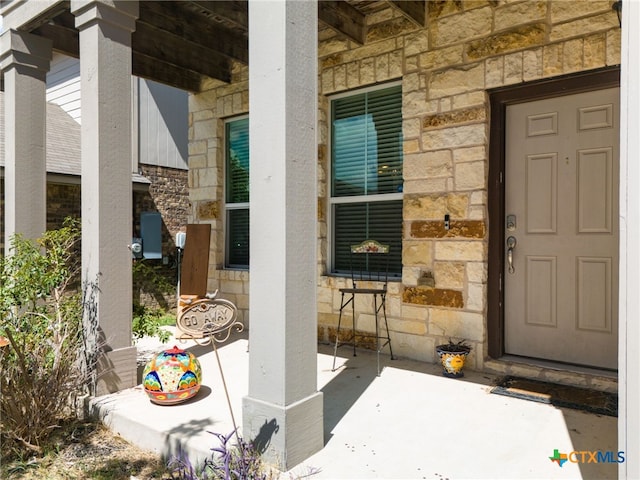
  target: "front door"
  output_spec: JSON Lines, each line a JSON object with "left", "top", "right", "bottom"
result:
{"left": 504, "top": 87, "right": 619, "bottom": 370}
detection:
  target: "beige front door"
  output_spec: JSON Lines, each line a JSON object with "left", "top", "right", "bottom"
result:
{"left": 504, "top": 87, "right": 619, "bottom": 370}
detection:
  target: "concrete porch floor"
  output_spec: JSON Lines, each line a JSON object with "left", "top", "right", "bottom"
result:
{"left": 91, "top": 329, "right": 618, "bottom": 479}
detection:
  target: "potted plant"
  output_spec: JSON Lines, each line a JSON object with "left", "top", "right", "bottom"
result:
{"left": 435, "top": 338, "right": 472, "bottom": 378}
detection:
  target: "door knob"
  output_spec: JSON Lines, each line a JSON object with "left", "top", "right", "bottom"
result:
{"left": 506, "top": 236, "right": 517, "bottom": 274}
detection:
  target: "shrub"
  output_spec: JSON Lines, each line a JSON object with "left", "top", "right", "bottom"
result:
{"left": 132, "top": 303, "right": 172, "bottom": 343}
{"left": 132, "top": 259, "right": 176, "bottom": 342}
{"left": 168, "top": 430, "right": 272, "bottom": 480}
{"left": 132, "top": 258, "right": 176, "bottom": 309}
{"left": 0, "top": 218, "right": 88, "bottom": 458}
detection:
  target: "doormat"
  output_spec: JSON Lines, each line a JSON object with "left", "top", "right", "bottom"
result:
{"left": 491, "top": 376, "right": 617, "bottom": 417}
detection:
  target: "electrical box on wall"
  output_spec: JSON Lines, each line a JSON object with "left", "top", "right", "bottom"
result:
{"left": 141, "top": 212, "right": 162, "bottom": 259}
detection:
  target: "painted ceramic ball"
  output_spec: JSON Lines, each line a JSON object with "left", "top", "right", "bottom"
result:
{"left": 142, "top": 345, "right": 202, "bottom": 405}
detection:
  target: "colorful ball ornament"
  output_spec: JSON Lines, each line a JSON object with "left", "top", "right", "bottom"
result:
{"left": 142, "top": 345, "right": 202, "bottom": 405}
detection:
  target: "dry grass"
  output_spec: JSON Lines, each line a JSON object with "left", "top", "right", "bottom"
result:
{"left": 1, "top": 421, "right": 174, "bottom": 480}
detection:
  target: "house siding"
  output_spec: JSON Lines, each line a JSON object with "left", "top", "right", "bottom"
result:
{"left": 187, "top": 0, "right": 621, "bottom": 368}
{"left": 46, "top": 53, "right": 82, "bottom": 123}
{"left": 138, "top": 80, "right": 189, "bottom": 171}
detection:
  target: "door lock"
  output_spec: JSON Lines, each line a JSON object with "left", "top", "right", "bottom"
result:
{"left": 506, "top": 214, "right": 517, "bottom": 231}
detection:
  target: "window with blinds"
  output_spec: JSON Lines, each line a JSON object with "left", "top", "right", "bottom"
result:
{"left": 225, "top": 117, "right": 250, "bottom": 268}
{"left": 331, "top": 84, "right": 403, "bottom": 275}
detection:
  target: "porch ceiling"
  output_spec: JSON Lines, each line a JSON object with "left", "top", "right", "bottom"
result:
{"left": 21, "top": 0, "right": 426, "bottom": 93}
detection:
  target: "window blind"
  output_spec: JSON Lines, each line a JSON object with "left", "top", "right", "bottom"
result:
{"left": 225, "top": 118, "right": 250, "bottom": 268}
{"left": 331, "top": 85, "right": 403, "bottom": 275}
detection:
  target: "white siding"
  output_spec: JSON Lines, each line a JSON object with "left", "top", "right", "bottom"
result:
{"left": 46, "top": 53, "right": 82, "bottom": 124}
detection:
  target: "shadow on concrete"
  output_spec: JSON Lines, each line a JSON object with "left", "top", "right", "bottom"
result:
{"left": 163, "top": 416, "right": 221, "bottom": 464}
{"left": 319, "top": 339, "right": 498, "bottom": 444}
{"left": 319, "top": 346, "right": 378, "bottom": 444}
{"left": 96, "top": 325, "right": 619, "bottom": 479}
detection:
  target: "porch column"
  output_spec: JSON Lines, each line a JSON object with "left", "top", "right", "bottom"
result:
{"left": 0, "top": 30, "right": 51, "bottom": 244}
{"left": 71, "top": 0, "right": 138, "bottom": 395}
{"left": 619, "top": 1, "right": 640, "bottom": 478}
{"left": 243, "top": 0, "right": 323, "bottom": 471}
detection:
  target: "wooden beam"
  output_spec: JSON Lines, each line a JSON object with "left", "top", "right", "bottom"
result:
{"left": 51, "top": 10, "right": 76, "bottom": 29}
{"left": 19, "top": 1, "right": 71, "bottom": 33}
{"left": 319, "top": 1, "right": 365, "bottom": 45}
{"left": 132, "top": 21, "right": 231, "bottom": 84}
{"left": 139, "top": 2, "right": 247, "bottom": 64}
{"left": 132, "top": 52, "right": 205, "bottom": 93}
{"left": 32, "top": 23, "right": 79, "bottom": 57}
{"left": 389, "top": 1, "right": 426, "bottom": 27}
{"left": 187, "top": 1, "right": 248, "bottom": 31}
{"left": 32, "top": 19, "right": 209, "bottom": 91}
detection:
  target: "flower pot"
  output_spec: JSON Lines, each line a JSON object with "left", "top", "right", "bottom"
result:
{"left": 435, "top": 344, "right": 471, "bottom": 378}
{"left": 142, "top": 345, "right": 202, "bottom": 405}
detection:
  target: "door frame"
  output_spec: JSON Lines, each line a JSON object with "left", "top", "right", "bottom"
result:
{"left": 487, "top": 66, "right": 621, "bottom": 360}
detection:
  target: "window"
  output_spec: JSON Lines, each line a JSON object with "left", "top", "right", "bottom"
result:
{"left": 225, "top": 117, "right": 249, "bottom": 268}
{"left": 330, "top": 84, "right": 403, "bottom": 275}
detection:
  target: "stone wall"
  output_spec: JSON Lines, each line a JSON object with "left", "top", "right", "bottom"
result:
{"left": 1, "top": 181, "right": 82, "bottom": 252}
{"left": 186, "top": 62, "right": 250, "bottom": 324}
{"left": 134, "top": 164, "right": 190, "bottom": 254}
{"left": 188, "top": 0, "right": 621, "bottom": 368}
{"left": 2, "top": 165, "right": 189, "bottom": 311}
{"left": 133, "top": 164, "right": 189, "bottom": 309}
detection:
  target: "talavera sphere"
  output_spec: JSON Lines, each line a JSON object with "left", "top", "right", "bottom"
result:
{"left": 142, "top": 345, "right": 202, "bottom": 405}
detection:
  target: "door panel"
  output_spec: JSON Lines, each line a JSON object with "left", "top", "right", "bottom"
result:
{"left": 526, "top": 153, "right": 557, "bottom": 233}
{"left": 577, "top": 148, "right": 613, "bottom": 233}
{"left": 504, "top": 88, "right": 619, "bottom": 370}
{"left": 525, "top": 256, "right": 557, "bottom": 328}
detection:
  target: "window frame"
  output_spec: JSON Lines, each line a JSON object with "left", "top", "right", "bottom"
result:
{"left": 223, "top": 114, "right": 250, "bottom": 270}
{"left": 327, "top": 81, "right": 403, "bottom": 277}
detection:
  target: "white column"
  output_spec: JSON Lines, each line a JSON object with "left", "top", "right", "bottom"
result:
{"left": 0, "top": 30, "right": 51, "bottom": 244}
{"left": 619, "top": 1, "right": 640, "bottom": 478}
{"left": 71, "top": 0, "right": 138, "bottom": 395}
{"left": 243, "top": 0, "right": 323, "bottom": 470}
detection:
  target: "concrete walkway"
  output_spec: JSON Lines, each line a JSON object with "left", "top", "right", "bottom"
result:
{"left": 91, "top": 329, "right": 618, "bottom": 479}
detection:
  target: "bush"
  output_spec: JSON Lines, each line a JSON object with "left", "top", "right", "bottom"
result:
{"left": 0, "top": 219, "right": 88, "bottom": 458}
{"left": 168, "top": 430, "right": 272, "bottom": 480}
{"left": 132, "top": 303, "right": 172, "bottom": 343}
{"left": 132, "top": 259, "right": 176, "bottom": 343}
{"left": 132, "top": 258, "right": 176, "bottom": 309}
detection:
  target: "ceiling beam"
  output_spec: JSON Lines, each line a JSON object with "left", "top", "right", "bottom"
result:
{"left": 186, "top": 1, "right": 248, "bottom": 31}
{"left": 32, "top": 11, "right": 79, "bottom": 56}
{"left": 132, "top": 52, "right": 204, "bottom": 92}
{"left": 389, "top": 1, "right": 426, "bottom": 27}
{"left": 139, "top": 1, "right": 247, "bottom": 64}
{"left": 32, "top": 22, "right": 79, "bottom": 57}
{"left": 30, "top": 22, "right": 206, "bottom": 91}
{"left": 319, "top": 1, "right": 365, "bottom": 45}
{"left": 132, "top": 21, "right": 231, "bottom": 84}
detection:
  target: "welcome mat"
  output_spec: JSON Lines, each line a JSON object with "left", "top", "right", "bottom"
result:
{"left": 491, "top": 376, "right": 618, "bottom": 417}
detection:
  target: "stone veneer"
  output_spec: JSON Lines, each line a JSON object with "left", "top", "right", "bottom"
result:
{"left": 187, "top": 0, "right": 621, "bottom": 370}
{"left": 1, "top": 181, "right": 82, "bottom": 251}
{"left": 2, "top": 165, "right": 188, "bottom": 311}
{"left": 133, "top": 164, "right": 189, "bottom": 309}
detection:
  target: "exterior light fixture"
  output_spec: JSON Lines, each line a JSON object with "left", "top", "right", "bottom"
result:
{"left": 612, "top": 0, "right": 622, "bottom": 27}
